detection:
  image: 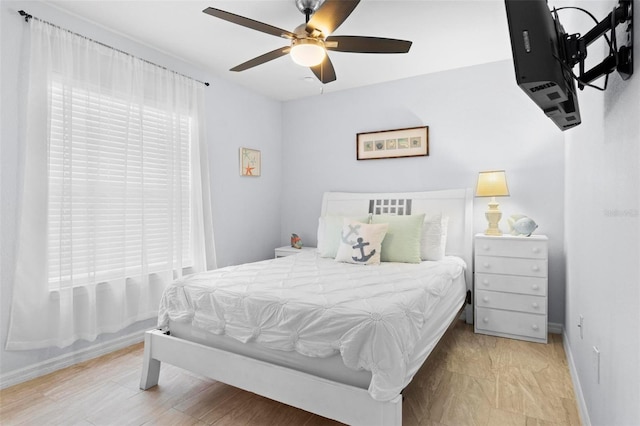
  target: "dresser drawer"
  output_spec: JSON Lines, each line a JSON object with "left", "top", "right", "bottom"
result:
{"left": 476, "top": 307, "right": 547, "bottom": 341}
{"left": 475, "top": 273, "right": 547, "bottom": 296}
{"left": 475, "top": 255, "right": 547, "bottom": 278}
{"left": 475, "top": 289, "right": 547, "bottom": 314}
{"left": 475, "top": 237, "right": 547, "bottom": 259}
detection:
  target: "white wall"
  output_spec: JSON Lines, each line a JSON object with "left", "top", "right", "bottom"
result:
{"left": 561, "top": 0, "right": 640, "bottom": 424}
{"left": 281, "top": 60, "right": 567, "bottom": 324}
{"left": 0, "top": 1, "right": 282, "bottom": 379}
{"left": 206, "top": 68, "right": 284, "bottom": 267}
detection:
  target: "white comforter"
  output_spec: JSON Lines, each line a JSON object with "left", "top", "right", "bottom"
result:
{"left": 158, "top": 251, "right": 465, "bottom": 401}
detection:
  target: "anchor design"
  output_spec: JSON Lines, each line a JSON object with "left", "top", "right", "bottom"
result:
{"left": 351, "top": 237, "right": 376, "bottom": 263}
{"left": 341, "top": 223, "right": 361, "bottom": 245}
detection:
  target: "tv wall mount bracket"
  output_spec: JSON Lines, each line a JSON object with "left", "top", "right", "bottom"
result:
{"left": 561, "top": 0, "right": 633, "bottom": 89}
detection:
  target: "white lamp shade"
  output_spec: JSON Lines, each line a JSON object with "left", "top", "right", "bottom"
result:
{"left": 290, "top": 39, "right": 326, "bottom": 67}
{"left": 475, "top": 170, "right": 510, "bottom": 197}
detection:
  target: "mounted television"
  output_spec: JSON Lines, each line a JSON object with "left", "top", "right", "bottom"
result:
{"left": 505, "top": 0, "right": 633, "bottom": 131}
{"left": 504, "top": 0, "right": 580, "bottom": 131}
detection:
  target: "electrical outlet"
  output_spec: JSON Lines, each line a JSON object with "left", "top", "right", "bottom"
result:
{"left": 593, "top": 346, "right": 600, "bottom": 384}
{"left": 579, "top": 315, "right": 584, "bottom": 339}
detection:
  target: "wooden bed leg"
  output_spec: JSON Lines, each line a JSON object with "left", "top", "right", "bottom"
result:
{"left": 140, "top": 330, "right": 161, "bottom": 390}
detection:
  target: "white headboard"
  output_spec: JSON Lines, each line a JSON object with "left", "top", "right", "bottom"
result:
{"left": 320, "top": 188, "right": 474, "bottom": 321}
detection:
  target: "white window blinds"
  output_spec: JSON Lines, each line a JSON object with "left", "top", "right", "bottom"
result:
{"left": 47, "top": 81, "right": 193, "bottom": 289}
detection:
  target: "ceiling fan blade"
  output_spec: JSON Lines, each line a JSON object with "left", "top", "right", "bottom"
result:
{"left": 230, "top": 47, "right": 291, "bottom": 72}
{"left": 306, "top": 0, "right": 360, "bottom": 36}
{"left": 203, "top": 7, "right": 295, "bottom": 39}
{"left": 310, "top": 55, "right": 337, "bottom": 84}
{"left": 326, "top": 36, "right": 412, "bottom": 53}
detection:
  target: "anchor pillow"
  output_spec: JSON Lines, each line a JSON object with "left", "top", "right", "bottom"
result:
{"left": 316, "top": 214, "right": 372, "bottom": 258}
{"left": 335, "top": 220, "right": 389, "bottom": 265}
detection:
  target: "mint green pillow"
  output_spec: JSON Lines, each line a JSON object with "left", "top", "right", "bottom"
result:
{"left": 371, "top": 214, "right": 425, "bottom": 263}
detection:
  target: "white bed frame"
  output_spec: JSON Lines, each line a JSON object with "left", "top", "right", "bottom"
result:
{"left": 140, "top": 188, "right": 473, "bottom": 426}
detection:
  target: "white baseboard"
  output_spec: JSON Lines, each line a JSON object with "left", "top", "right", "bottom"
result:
{"left": 548, "top": 322, "right": 563, "bottom": 334}
{"left": 0, "top": 329, "right": 148, "bottom": 390}
{"left": 563, "top": 330, "right": 591, "bottom": 426}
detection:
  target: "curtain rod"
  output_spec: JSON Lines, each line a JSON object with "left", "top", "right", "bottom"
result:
{"left": 17, "top": 10, "right": 210, "bottom": 87}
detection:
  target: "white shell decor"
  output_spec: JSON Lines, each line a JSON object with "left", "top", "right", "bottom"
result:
{"left": 508, "top": 214, "right": 538, "bottom": 237}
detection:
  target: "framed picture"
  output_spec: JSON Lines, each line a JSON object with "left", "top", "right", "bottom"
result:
{"left": 240, "top": 147, "right": 261, "bottom": 177}
{"left": 356, "top": 126, "right": 429, "bottom": 160}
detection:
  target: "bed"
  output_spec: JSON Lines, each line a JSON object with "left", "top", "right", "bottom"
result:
{"left": 140, "top": 188, "right": 473, "bottom": 426}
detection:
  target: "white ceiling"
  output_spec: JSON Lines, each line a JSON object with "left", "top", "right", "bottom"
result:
{"left": 45, "top": 0, "right": 514, "bottom": 101}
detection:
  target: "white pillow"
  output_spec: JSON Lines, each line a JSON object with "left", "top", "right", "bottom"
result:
{"left": 420, "top": 214, "right": 449, "bottom": 261}
{"left": 317, "top": 214, "right": 371, "bottom": 258}
{"left": 335, "top": 221, "right": 388, "bottom": 265}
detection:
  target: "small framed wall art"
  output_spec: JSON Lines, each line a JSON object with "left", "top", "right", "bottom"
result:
{"left": 356, "top": 126, "right": 429, "bottom": 160}
{"left": 240, "top": 147, "right": 261, "bottom": 177}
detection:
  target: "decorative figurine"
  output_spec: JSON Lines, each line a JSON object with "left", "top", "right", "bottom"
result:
{"left": 508, "top": 214, "right": 538, "bottom": 237}
{"left": 291, "top": 233, "right": 302, "bottom": 249}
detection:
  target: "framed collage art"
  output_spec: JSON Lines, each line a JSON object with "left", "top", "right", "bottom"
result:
{"left": 356, "top": 126, "right": 429, "bottom": 160}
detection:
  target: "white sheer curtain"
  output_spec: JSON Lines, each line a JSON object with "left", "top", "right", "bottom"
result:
{"left": 7, "top": 19, "right": 215, "bottom": 350}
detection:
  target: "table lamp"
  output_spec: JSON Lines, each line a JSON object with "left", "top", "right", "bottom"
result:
{"left": 475, "top": 170, "right": 510, "bottom": 236}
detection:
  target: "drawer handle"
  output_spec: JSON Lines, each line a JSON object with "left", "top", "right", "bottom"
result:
{"left": 482, "top": 245, "right": 490, "bottom": 251}
{"left": 531, "top": 265, "right": 540, "bottom": 272}
{"left": 482, "top": 279, "right": 490, "bottom": 286}
{"left": 483, "top": 262, "right": 490, "bottom": 269}
{"left": 532, "top": 324, "right": 539, "bottom": 331}
{"left": 483, "top": 317, "right": 489, "bottom": 323}
{"left": 482, "top": 297, "right": 489, "bottom": 303}
{"left": 532, "top": 284, "right": 540, "bottom": 291}
{"left": 532, "top": 247, "right": 540, "bottom": 254}
{"left": 532, "top": 302, "right": 539, "bottom": 309}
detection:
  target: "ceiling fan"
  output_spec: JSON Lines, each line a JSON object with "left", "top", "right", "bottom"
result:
{"left": 203, "top": 0, "right": 413, "bottom": 84}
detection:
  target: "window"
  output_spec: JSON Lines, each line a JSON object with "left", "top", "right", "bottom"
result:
{"left": 8, "top": 18, "right": 212, "bottom": 349}
{"left": 47, "top": 80, "right": 194, "bottom": 289}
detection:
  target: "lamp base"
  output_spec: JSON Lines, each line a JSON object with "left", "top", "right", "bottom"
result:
{"left": 484, "top": 227, "right": 503, "bottom": 236}
{"left": 484, "top": 200, "right": 503, "bottom": 236}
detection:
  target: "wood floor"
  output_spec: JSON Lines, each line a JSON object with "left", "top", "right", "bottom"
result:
{"left": 0, "top": 322, "right": 581, "bottom": 425}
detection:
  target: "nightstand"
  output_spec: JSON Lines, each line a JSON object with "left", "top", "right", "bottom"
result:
{"left": 474, "top": 234, "right": 548, "bottom": 343}
{"left": 274, "top": 246, "right": 316, "bottom": 258}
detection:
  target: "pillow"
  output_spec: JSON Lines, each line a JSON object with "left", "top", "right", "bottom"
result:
{"left": 371, "top": 214, "right": 425, "bottom": 263}
{"left": 317, "top": 214, "right": 371, "bottom": 258}
{"left": 335, "top": 221, "right": 388, "bottom": 265}
{"left": 420, "top": 214, "right": 449, "bottom": 261}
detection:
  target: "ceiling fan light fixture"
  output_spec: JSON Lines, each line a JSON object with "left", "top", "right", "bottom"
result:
{"left": 290, "top": 38, "right": 326, "bottom": 67}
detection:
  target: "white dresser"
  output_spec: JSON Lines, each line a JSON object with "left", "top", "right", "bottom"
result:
{"left": 474, "top": 234, "right": 548, "bottom": 343}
